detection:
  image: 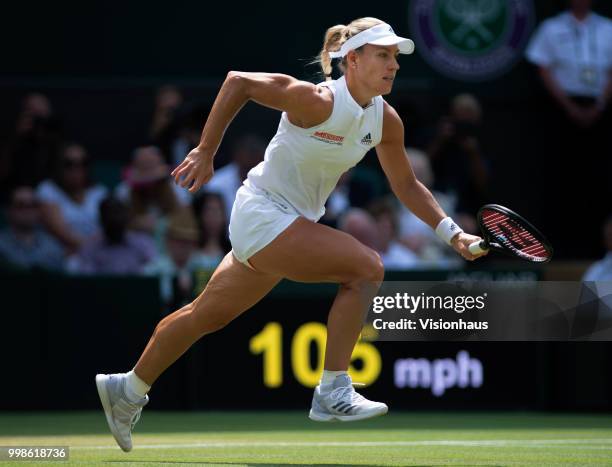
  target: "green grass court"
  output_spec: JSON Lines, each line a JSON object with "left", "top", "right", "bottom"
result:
{"left": 1, "top": 412, "right": 612, "bottom": 466}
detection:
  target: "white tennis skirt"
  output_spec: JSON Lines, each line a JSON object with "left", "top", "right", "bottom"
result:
{"left": 229, "top": 180, "right": 301, "bottom": 264}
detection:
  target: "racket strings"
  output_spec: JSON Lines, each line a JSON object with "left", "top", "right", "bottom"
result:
{"left": 481, "top": 210, "right": 550, "bottom": 260}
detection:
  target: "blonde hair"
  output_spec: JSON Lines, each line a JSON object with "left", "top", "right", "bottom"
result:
{"left": 318, "top": 17, "right": 384, "bottom": 81}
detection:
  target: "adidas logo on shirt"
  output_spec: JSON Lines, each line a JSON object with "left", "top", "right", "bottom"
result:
{"left": 360, "top": 133, "right": 372, "bottom": 145}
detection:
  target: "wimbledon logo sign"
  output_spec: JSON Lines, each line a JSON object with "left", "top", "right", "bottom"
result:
{"left": 409, "top": 0, "right": 534, "bottom": 81}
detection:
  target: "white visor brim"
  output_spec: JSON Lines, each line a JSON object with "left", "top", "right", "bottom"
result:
{"left": 368, "top": 36, "right": 415, "bottom": 55}
{"left": 328, "top": 23, "right": 415, "bottom": 58}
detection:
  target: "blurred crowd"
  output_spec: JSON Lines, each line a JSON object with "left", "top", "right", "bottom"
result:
{"left": 0, "top": 89, "right": 234, "bottom": 309}
{"left": 0, "top": 87, "right": 493, "bottom": 297}
{"left": 2, "top": 0, "right": 611, "bottom": 306}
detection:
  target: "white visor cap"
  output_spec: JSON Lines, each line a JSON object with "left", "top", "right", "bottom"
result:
{"left": 328, "top": 23, "right": 415, "bottom": 59}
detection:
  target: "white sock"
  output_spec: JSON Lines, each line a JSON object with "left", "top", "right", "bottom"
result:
{"left": 320, "top": 370, "right": 348, "bottom": 390}
{"left": 124, "top": 370, "right": 151, "bottom": 402}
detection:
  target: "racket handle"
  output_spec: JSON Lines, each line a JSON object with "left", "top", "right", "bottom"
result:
{"left": 468, "top": 240, "right": 488, "bottom": 254}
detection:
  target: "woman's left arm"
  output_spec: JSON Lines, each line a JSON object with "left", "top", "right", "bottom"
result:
{"left": 376, "top": 101, "right": 486, "bottom": 261}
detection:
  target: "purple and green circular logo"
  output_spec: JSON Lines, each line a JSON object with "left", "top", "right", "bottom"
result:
{"left": 410, "top": 0, "right": 534, "bottom": 81}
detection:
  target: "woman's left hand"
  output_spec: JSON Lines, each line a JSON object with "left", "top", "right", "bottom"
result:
{"left": 450, "top": 232, "right": 488, "bottom": 261}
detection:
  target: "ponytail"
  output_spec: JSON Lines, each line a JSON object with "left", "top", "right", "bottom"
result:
{"left": 318, "top": 24, "right": 346, "bottom": 81}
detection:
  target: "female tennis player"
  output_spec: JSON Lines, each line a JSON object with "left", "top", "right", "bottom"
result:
{"left": 96, "top": 17, "right": 487, "bottom": 452}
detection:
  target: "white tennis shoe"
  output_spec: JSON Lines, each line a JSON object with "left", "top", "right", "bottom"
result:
{"left": 309, "top": 374, "right": 388, "bottom": 422}
{"left": 95, "top": 373, "right": 148, "bottom": 452}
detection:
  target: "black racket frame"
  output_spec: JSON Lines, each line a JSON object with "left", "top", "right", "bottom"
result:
{"left": 476, "top": 204, "right": 554, "bottom": 263}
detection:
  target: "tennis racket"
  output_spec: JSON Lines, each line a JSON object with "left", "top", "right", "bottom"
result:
{"left": 468, "top": 204, "right": 553, "bottom": 263}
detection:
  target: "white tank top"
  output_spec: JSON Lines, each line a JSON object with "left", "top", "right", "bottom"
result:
{"left": 246, "top": 76, "right": 384, "bottom": 221}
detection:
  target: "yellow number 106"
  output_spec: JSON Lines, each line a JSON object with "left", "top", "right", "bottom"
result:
{"left": 249, "top": 322, "right": 381, "bottom": 388}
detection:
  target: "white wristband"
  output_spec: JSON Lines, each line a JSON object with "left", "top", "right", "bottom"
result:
{"left": 435, "top": 217, "right": 463, "bottom": 246}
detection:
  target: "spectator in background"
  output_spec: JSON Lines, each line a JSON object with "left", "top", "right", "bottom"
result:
{"left": 150, "top": 85, "right": 184, "bottom": 142}
{"left": 368, "top": 198, "right": 421, "bottom": 270}
{"left": 190, "top": 192, "right": 232, "bottom": 293}
{"left": 15, "top": 93, "right": 53, "bottom": 135}
{"left": 37, "top": 143, "right": 107, "bottom": 253}
{"left": 427, "top": 94, "right": 489, "bottom": 233}
{"left": 322, "top": 171, "right": 351, "bottom": 227}
{"left": 67, "top": 197, "right": 157, "bottom": 275}
{"left": 398, "top": 148, "right": 458, "bottom": 265}
{"left": 165, "top": 105, "right": 209, "bottom": 169}
{"left": 147, "top": 86, "right": 207, "bottom": 171}
{"left": 526, "top": 0, "right": 612, "bottom": 129}
{"left": 337, "top": 208, "right": 380, "bottom": 252}
{"left": 583, "top": 215, "right": 612, "bottom": 280}
{"left": 144, "top": 208, "right": 208, "bottom": 310}
{"left": 115, "top": 146, "right": 184, "bottom": 239}
{"left": 0, "top": 186, "right": 64, "bottom": 270}
{"left": 526, "top": 0, "right": 612, "bottom": 258}
{"left": 321, "top": 167, "right": 386, "bottom": 228}
{"left": 192, "top": 192, "right": 231, "bottom": 267}
{"left": 0, "top": 93, "right": 63, "bottom": 199}
{"left": 205, "top": 134, "right": 265, "bottom": 218}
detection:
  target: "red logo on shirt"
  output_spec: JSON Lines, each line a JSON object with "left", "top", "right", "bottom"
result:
{"left": 311, "top": 131, "right": 345, "bottom": 145}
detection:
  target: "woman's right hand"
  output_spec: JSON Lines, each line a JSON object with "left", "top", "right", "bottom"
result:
{"left": 171, "top": 147, "right": 214, "bottom": 193}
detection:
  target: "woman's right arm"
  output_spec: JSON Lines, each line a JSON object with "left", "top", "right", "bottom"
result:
{"left": 172, "top": 72, "right": 332, "bottom": 193}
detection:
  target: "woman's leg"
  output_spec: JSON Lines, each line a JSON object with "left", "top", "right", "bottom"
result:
{"left": 134, "top": 252, "right": 281, "bottom": 385}
{"left": 98, "top": 217, "right": 383, "bottom": 450}
{"left": 249, "top": 217, "right": 384, "bottom": 371}
{"left": 96, "top": 252, "right": 281, "bottom": 452}
{"left": 134, "top": 216, "right": 380, "bottom": 384}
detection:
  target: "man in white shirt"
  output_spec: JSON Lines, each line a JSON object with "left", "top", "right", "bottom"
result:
{"left": 525, "top": 0, "right": 612, "bottom": 259}
{"left": 526, "top": 0, "right": 612, "bottom": 126}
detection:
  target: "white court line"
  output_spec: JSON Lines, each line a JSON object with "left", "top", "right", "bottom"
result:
{"left": 73, "top": 439, "right": 612, "bottom": 450}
